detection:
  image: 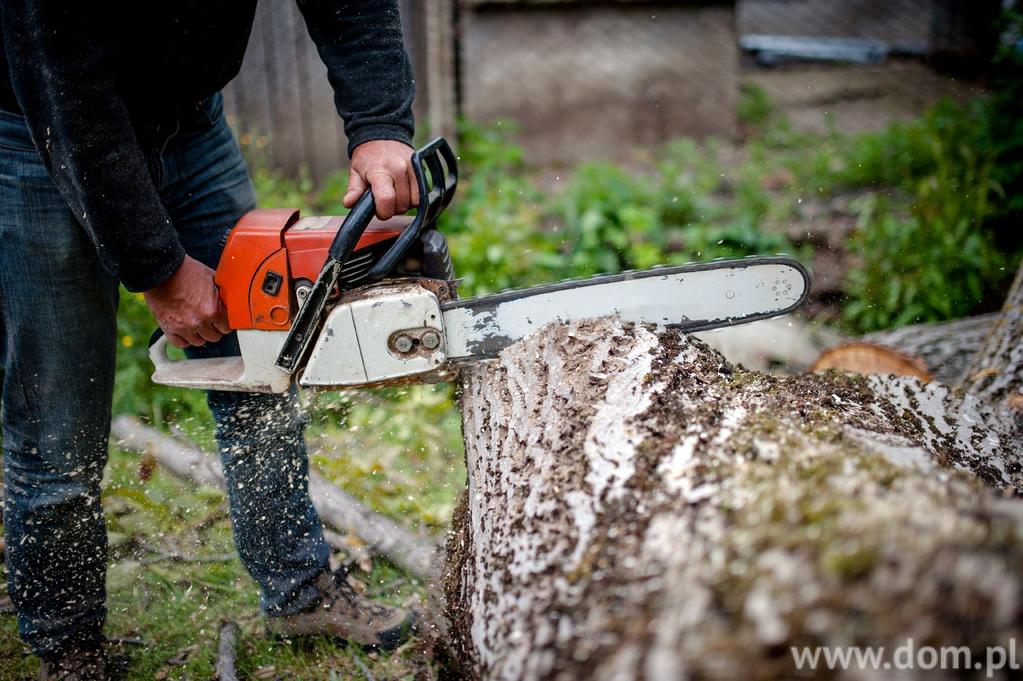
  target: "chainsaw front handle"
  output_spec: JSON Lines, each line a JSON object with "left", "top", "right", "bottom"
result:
{"left": 365, "top": 137, "right": 458, "bottom": 281}
{"left": 327, "top": 137, "right": 457, "bottom": 274}
{"left": 328, "top": 188, "right": 378, "bottom": 262}
{"left": 275, "top": 137, "right": 459, "bottom": 374}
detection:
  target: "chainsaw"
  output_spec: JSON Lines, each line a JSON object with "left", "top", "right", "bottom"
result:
{"left": 149, "top": 138, "right": 811, "bottom": 393}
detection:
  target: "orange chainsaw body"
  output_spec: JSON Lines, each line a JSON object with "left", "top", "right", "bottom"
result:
{"left": 215, "top": 208, "right": 412, "bottom": 331}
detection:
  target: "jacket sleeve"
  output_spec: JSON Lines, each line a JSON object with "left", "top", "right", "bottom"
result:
{"left": 0, "top": 1, "right": 185, "bottom": 292}
{"left": 296, "top": 0, "right": 416, "bottom": 155}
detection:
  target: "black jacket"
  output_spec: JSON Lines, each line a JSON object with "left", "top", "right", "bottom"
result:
{"left": 0, "top": 1, "right": 415, "bottom": 291}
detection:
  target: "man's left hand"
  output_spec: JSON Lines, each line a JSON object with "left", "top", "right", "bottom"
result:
{"left": 343, "top": 140, "right": 419, "bottom": 220}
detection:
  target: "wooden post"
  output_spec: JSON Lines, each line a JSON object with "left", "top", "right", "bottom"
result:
{"left": 424, "top": 0, "right": 458, "bottom": 141}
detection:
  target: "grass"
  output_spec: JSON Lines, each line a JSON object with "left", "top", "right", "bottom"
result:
{"left": 1, "top": 444, "right": 444, "bottom": 680}
{"left": 306, "top": 386, "right": 466, "bottom": 529}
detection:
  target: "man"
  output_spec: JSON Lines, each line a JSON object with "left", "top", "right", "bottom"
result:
{"left": 0, "top": 2, "right": 420, "bottom": 678}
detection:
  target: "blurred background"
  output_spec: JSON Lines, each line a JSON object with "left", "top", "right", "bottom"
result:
{"left": 3, "top": 1, "right": 1022, "bottom": 678}
{"left": 232, "top": 0, "right": 1004, "bottom": 171}
{"left": 224, "top": 0, "right": 1022, "bottom": 330}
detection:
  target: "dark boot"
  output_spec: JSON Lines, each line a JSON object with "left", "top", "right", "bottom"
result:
{"left": 38, "top": 643, "right": 107, "bottom": 681}
{"left": 267, "top": 571, "right": 416, "bottom": 650}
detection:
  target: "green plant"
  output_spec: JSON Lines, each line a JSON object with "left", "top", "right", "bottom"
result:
{"left": 439, "top": 120, "right": 556, "bottom": 295}
{"left": 842, "top": 195, "right": 1009, "bottom": 332}
{"left": 678, "top": 222, "right": 796, "bottom": 263}
{"left": 556, "top": 162, "right": 662, "bottom": 275}
{"left": 737, "top": 83, "right": 776, "bottom": 131}
{"left": 838, "top": 92, "right": 1022, "bottom": 333}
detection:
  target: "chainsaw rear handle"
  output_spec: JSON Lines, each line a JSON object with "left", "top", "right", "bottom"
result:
{"left": 148, "top": 330, "right": 172, "bottom": 366}
{"left": 147, "top": 332, "right": 201, "bottom": 377}
{"left": 146, "top": 328, "right": 212, "bottom": 372}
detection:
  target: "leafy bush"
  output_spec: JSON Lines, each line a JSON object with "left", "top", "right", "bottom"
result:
{"left": 842, "top": 195, "right": 1008, "bottom": 332}
{"left": 735, "top": 49, "right": 1021, "bottom": 335}
{"left": 436, "top": 120, "right": 803, "bottom": 297}
{"left": 839, "top": 95, "right": 1020, "bottom": 333}
{"left": 437, "top": 121, "right": 555, "bottom": 295}
{"left": 556, "top": 162, "right": 662, "bottom": 275}
{"left": 737, "top": 83, "right": 776, "bottom": 131}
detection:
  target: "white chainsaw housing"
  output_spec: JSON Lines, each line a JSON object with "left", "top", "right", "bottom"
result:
{"left": 149, "top": 282, "right": 447, "bottom": 393}
{"left": 300, "top": 281, "right": 447, "bottom": 389}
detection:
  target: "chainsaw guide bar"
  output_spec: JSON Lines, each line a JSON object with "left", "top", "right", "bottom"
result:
{"left": 441, "top": 256, "right": 811, "bottom": 361}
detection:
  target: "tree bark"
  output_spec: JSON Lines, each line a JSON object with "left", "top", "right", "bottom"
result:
{"left": 967, "top": 264, "right": 1023, "bottom": 418}
{"left": 110, "top": 416, "right": 440, "bottom": 580}
{"left": 445, "top": 317, "right": 1023, "bottom": 680}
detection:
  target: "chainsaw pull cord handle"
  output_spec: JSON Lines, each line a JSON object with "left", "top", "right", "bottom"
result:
{"left": 275, "top": 137, "right": 458, "bottom": 374}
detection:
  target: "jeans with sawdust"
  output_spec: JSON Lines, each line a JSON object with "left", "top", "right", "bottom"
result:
{"left": 0, "top": 93, "right": 330, "bottom": 657}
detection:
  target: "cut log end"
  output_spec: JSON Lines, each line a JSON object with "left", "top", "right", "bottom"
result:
{"left": 811, "top": 341, "right": 932, "bottom": 381}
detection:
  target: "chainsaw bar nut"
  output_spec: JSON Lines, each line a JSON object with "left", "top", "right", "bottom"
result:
{"left": 421, "top": 330, "right": 441, "bottom": 350}
{"left": 394, "top": 334, "right": 415, "bottom": 354}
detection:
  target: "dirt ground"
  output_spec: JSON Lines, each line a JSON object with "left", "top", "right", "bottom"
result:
{"left": 743, "top": 58, "right": 985, "bottom": 134}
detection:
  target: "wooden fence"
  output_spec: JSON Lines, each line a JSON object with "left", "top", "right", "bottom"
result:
{"left": 224, "top": 0, "right": 994, "bottom": 178}
{"left": 222, "top": 0, "right": 435, "bottom": 182}
{"left": 225, "top": 0, "right": 739, "bottom": 174}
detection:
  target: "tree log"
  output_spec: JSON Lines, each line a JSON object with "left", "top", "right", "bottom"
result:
{"left": 812, "top": 342, "right": 934, "bottom": 382}
{"left": 810, "top": 313, "right": 999, "bottom": 385}
{"left": 445, "top": 318, "right": 1023, "bottom": 680}
{"left": 110, "top": 416, "right": 439, "bottom": 580}
{"left": 214, "top": 621, "right": 240, "bottom": 681}
{"left": 861, "top": 313, "right": 1000, "bottom": 386}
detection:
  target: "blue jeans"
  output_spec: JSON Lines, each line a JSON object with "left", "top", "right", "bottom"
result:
{"left": 0, "top": 94, "right": 330, "bottom": 657}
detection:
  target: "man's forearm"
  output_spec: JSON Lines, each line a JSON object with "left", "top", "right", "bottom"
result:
{"left": 297, "top": 0, "right": 415, "bottom": 155}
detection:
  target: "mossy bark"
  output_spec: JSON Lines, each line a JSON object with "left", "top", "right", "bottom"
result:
{"left": 445, "top": 318, "right": 1023, "bottom": 681}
